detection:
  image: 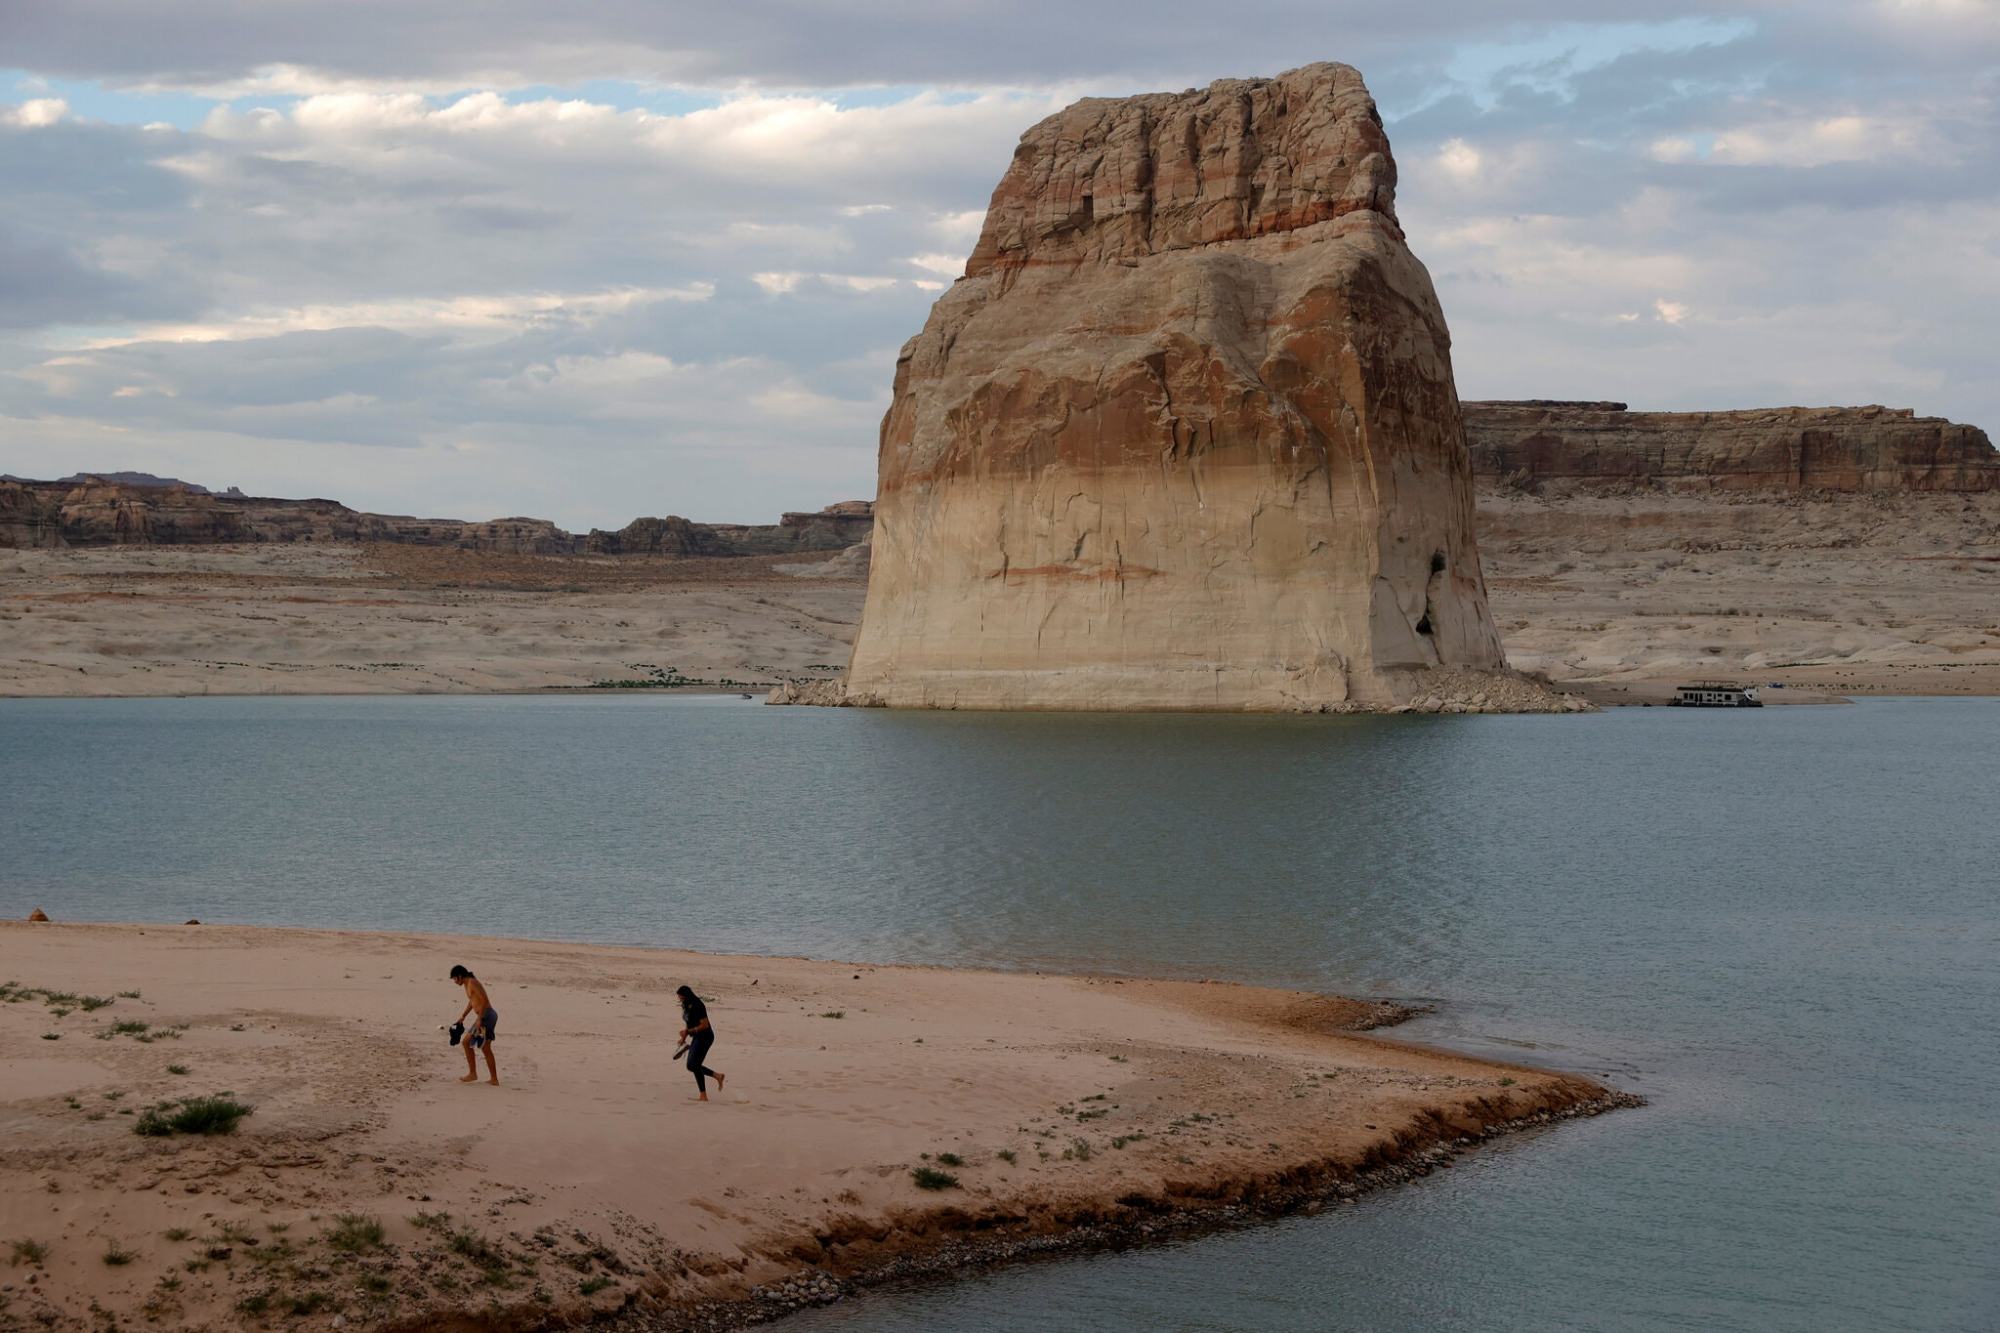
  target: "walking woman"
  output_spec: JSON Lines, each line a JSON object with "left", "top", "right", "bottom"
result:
{"left": 676, "top": 984, "right": 725, "bottom": 1101}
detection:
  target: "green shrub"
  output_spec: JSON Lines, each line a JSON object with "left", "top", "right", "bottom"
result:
{"left": 135, "top": 1095, "right": 253, "bottom": 1137}
{"left": 325, "top": 1214, "right": 385, "bottom": 1254}
{"left": 910, "top": 1166, "right": 959, "bottom": 1191}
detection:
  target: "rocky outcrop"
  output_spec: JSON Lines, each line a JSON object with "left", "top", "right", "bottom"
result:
{"left": 708, "top": 501, "right": 875, "bottom": 556}
{"left": 844, "top": 63, "right": 1511, "bottom": 711}
{"left": 1465, "top": 401, "right": 2000, "bottom": 492}
{"left": 0, "top": 482, "right": 65, "bottom": 549}
{"left": 582, "top": 515, "right": 728, "bottom": 557}
{"left": 0, "top": 480, "right": 876, "bottom": 558}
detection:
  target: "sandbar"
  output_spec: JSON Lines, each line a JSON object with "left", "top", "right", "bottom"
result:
{"left": 0, "top": 922, "right": 1635, "bottom": 1330}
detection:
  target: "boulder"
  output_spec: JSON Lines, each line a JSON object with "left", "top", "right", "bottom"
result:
{"left": 27, "top": 907, "right": 49, "bottom": 921}
{"left": 845, "top": 62, "right": 1508, "bottom": 710}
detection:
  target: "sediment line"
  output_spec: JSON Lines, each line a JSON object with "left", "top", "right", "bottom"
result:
{"left": 592, "top": 1085, "right": 1646, "bottom": 1332}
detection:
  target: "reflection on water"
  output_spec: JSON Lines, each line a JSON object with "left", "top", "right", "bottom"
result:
{"left": 4, "top": 694, "right": 1997, "bottom": 1332}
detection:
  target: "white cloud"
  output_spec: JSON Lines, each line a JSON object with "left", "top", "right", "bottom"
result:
{"left": 78, "top": 286, "right": 713, "bottom": 348}
{"left": 3, "top": 98, "right": 69, "bottom": 128}
{"left": 905, "top": 251, "right": 964, "bottom": 276}
{"left": 1707, "top": 112, "right": 1930, "bottom": 167}
{"left": 1653, "top": 299, "right": 1690, "bottom": 325}
{"left": 1437, "top": 137, "right": 1482, "bottom": 180}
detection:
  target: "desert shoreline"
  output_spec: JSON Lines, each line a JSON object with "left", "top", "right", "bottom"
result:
{"left": 0, "top": 921, "right": 1639, "bottom": 1331}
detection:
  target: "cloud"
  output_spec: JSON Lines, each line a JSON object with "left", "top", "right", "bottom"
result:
{"left": 3, "top": 98, "right": 69, "bottom": 127}
{"left": 0, "top": 2, "right": 1996, "bottom": 525}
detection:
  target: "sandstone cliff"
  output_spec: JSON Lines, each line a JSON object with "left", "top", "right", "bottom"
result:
{"left": 1466, "top": 401, "right": 2000, "bottom": 492}
{"left": 844, "top": 63, "right": 1512, "bottom": 711}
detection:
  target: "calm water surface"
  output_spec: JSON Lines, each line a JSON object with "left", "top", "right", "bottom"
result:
{"left": 2, "top": 694, "right": 1995, "bottom": 1331}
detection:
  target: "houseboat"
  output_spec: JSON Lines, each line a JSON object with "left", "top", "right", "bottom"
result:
{"left": 1669, "top": 682, "right": 1762, "bottom": 708}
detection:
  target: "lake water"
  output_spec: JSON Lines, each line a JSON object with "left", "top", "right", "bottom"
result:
{"left": 2, "top": 694, "right": 1995, "bottom": 1331}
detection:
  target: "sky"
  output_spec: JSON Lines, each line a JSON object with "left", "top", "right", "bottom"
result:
{"left": 1, "top": 2, "right": 1995, "bottom": 528}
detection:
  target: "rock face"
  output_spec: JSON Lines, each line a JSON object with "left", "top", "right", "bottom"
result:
{"left": 1465, "top": 402, "right": 2000, "bottom": 492}
{"left": 844, "top": 63, "right": 1507, "bottom": 711}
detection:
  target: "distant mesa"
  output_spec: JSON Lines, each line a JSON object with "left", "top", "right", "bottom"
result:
{"left": 0, "top": 476, "right": 873, "bottom": 558}
{"left": 842, "top": 62, "right": 1525, "bottom": 712}
{"left": 1466, "top": 401, "right": 2000, "bottom": 492}
{"left": 0, "top": 470, "right": 236, "bottom": 495}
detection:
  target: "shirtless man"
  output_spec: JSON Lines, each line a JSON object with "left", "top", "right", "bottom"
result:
{"left": 449, "top": 964, "right": 500, "bottom": 1085}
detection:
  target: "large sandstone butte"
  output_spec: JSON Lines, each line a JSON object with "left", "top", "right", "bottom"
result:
{"left": 844, "top": 63, "right": 1511, "bottom": 711}
{"left": 1465, "top": 401, "right": 2000, "bottom": 492}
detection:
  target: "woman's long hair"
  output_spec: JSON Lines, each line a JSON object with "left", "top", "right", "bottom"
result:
{"left": 675, "top": 984, "right": 699, "bottom": 1021}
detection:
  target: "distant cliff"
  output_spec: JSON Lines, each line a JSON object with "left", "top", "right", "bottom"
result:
{"left": 1464, "top": 402, "right": 2000, "bottom": 491}
{"left": 0, "top": 477, "right": 873, "bottom": 555}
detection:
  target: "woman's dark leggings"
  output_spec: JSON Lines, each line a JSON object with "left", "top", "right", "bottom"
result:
{"left": 687, "top": 1030, "right": 718, "bottom": 1092}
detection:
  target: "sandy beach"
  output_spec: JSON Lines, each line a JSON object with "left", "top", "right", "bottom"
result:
{"left": 0, "top": 922, "right": 1632, "bottom": 1331}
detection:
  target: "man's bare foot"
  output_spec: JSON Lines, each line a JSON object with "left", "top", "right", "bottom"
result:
{"left": 459, "top": 1073, "right": 479, "bottom": 1083}
{"left": 487, "top": 1077, "right": 500, "bottom": 1085}
{"left": 714, "top": 1072, "right": 726, "bottom": 1094}
{"left": 696, "top": 1092, "right": 709, "bottom": 1102}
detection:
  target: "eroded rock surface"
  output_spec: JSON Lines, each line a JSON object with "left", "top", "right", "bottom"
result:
{"left": 1466, "top": 401, "right": 2000, "bottom": 492}
{"left": 845, "top": 62, "right": 1512, "bottom": 711}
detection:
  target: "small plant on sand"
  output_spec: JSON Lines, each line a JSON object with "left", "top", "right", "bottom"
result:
{"left": 163, "top": 1228, "right": 191, "bottom": 1242}
{"left": 1111, "top": 1134, "right": 1147, "bottom": 1150}
{"left": 79, "top": 995, "right": 114, "bottom": 1012}
{"left": 360, "top": 1273, "right": 392, "bottom": 1295}
{"left": 98, "top": 1019, "right": 149, "bottom": 1040}
{"left": 1498, "top": 1077, "right": 1516, "bottom": 1087}
{"left": 449, "top": 1225, "right": 509, "bottom": 1279}
{"left": 118, "top": 990, "right": 141, "bottom": 999}
{"left": 818, "top": 1011, "right": 845, "bottom": 1019}
{"left": 167, "top": 1064, "right": 189, "bottom": 1076}
{"left": 10, "top": 1238, "right": 48, "bottom": 1268}
{"left": 910, "top": 1166, "right": 959, "bottom": 1191}
{"left": 325, "top": 1214, "right": 385, "bottom": 1254}
{"left": 934, "top": 1152, "right": 964, "bottom": 1167}
{"left": 995, "top": 1149, "right": 1017, "bottom": 1164}
{"left": 40, "top": 1032, "right": 58, "bottom": 1041}
{"left": 408, "top": 1210, "right": 452, "bottom": 1233}
{"left": 102, "top": 1242, "right": 136, "bottom": 1266}
{"left": 580, "top": 1276, "right": 613, "bottom": 1296}
{"left": 237, "top": 1290, "right": 272, "bottom": 1315}
{"left": 1063, "top": 1138, "right": 1093, "bottom": 1162}
{"left": 136, "top": 1094, "right": 254, "bottom": 1137}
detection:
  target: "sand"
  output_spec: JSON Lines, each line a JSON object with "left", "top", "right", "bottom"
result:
{"left": 6, "top": 486, "right": 1995, "bottom": 702}
{"left": 0, "top": 922, "right": 1631, "bottom": 1330}
{"left": 1477, "top": 485, "right": 2000, "bottom": 697}
{"left": 0, "top": 545, "right": 861, "bottom": 699}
